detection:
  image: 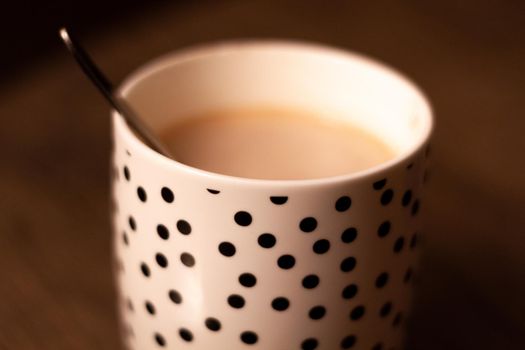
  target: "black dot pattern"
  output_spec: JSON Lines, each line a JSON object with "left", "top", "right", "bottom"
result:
{"left": 380, "top": 302, "right": 392, "bottom": 317}
{"left": 145, "top": 301, "right": 155, "bottom": 315}
{"left": 341, "top": 257, "right": 357, "bottom": 272}
{"left": 270, "top": 196, "right": 288, "bottom": 205}
{"left": 335, "top": 196, "right": 352, "bottom": 212}
{"left": 205, "top": 317, "right": 221, "bottom": 331}
{"left": 228, "top": 294, "right": 245, "bottom": 309}
{"left": 180, "top": 253, "right": 195, "bottom": 267}
{"left": 137, "top": 186, "right": 147, "bottom": 202}
{"left": 401, "top": 190, "right": 412, "bottom": 206}
{"left": 239, "top": 273, "right": 257, "bottom": 287}
{"left": 258, "top": 233, "right": 276, "bottom": 248}
{"left": 342, "top": 284, "right": 358, "bottom": 299}
{"left": 377, "top": 221, "right": 391, "bottom": 237}
{"left": 404, "top": 268, "right": 413, "bottom": 284}
{"left": 154, "top": 333, "right": 166, "bottom": 347}
{"left": 160, "top": 187, "right": 174, "bottom": 203}
{"left": 341, "top": 335, "right": 356, "bottom": 349}
{"left": 376, "top": 273, "right": 389, "bottom": 288}
{"left": 341, "top": 227, "right": 358, "bottom": 243}
{"left": 155, "top": 253, "right": 168, "bottom": 268}
{"left": 156, "top": 224, "right": 169, "bottom": 240}
{"left": 309, "top": 306, "right": 326, "bottom": 320}
{"left": 350, "top": 305, "right": 365, "bottom": 320}
{"left": 219, "top": 242, "right": 236, "bottom": 257}
{"left": 126, "top": 298, "right": 134, "bottom": 312}
{"left": 271, "top": 297, "right": 290, "bottom": 311}
{"left": 393, "top": 237, "right": 405, "bottom": 253}
{"left": 373, "top": 178, "right": 386, "bottom": 190}
{"left": 123, "top": 166, "right": 130, "bottom": 181}
{"left": 380, "top": 189, "right": 394, "bottom": 205}
{"left": 128, "top": 216, "right": 136, "bottom": 231}
{"left": 312, "top": 239, "right": 330, "bottom": 254}
{"left": 113, "top": 146, "right": 425, "bottom": 349}
{"left": 299, "top": 217, "right": 317, "bottom": 232}
{"left": 411, "top": 200, "right": 420, "bottom": 216}
{"left": 277, "top": 254, "right": 296, "bottom": 269}
{"left": 169, "top": 289, "right": 182, "bottom": 304}
{"left": 302, "top": 338, "right": 318, "bottom": 350}
{"left": 179, "top": 328, "right": 193, "bottom": 342}
{"left": 234, "top": 211, "right": 252, "bottom": 226}
{"left": 302, "top": 274, "right": 320, "bottom": 289}
{"left": 392, "top": 313, "right": 403, "bottom": 327}
{"left": 240, "top": 331, "right": 258, "bottom": 345}
{"left": 140, "top": 263, "right": 150, "bottom": 277}
{"left": 176, "top": 220, "right": 192, "bottom": 235}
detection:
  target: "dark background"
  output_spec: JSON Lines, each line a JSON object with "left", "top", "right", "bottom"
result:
{"left": 1, "top": 1, "right": 524, "bottom": 349}
{"left": 0, "top": 0, "right": 164, "bottom": 78}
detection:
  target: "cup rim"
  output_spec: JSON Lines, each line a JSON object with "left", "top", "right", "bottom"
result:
{"left": 114, "top": 39, "right": 433, "bottom": 188}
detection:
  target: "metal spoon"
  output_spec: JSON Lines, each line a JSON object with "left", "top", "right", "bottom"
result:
{"left": 59, "top": 27, "right": 173, "bottom": 158}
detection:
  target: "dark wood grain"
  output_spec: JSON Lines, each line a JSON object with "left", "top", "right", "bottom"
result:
{"left": 1, "top": 1, "right": 524, "bottom": 349}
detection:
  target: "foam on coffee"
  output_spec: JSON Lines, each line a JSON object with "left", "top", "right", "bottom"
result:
{"left": 160, "top": 106, "right": 395, "bottom": 180}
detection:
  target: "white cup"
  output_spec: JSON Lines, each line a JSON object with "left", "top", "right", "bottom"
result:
{"left": 111, "top": 41, "right": 433, "bottom": 350}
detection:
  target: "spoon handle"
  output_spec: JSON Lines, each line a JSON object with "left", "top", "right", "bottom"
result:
{"left": 59, "top": 27, "right": 173, "bottom": 158}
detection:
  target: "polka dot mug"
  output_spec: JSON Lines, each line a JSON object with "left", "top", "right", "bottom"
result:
{"left": 111, "top": 41, "right": 433, "bottom": 350}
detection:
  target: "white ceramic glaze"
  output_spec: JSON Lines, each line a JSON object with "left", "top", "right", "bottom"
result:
{"left": 111, "top": 41, "right": 432, "bottom": 350}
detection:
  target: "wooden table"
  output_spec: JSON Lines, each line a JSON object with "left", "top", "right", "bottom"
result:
{"left": 1, "top": 1, "right": 524, "bottom": 349}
